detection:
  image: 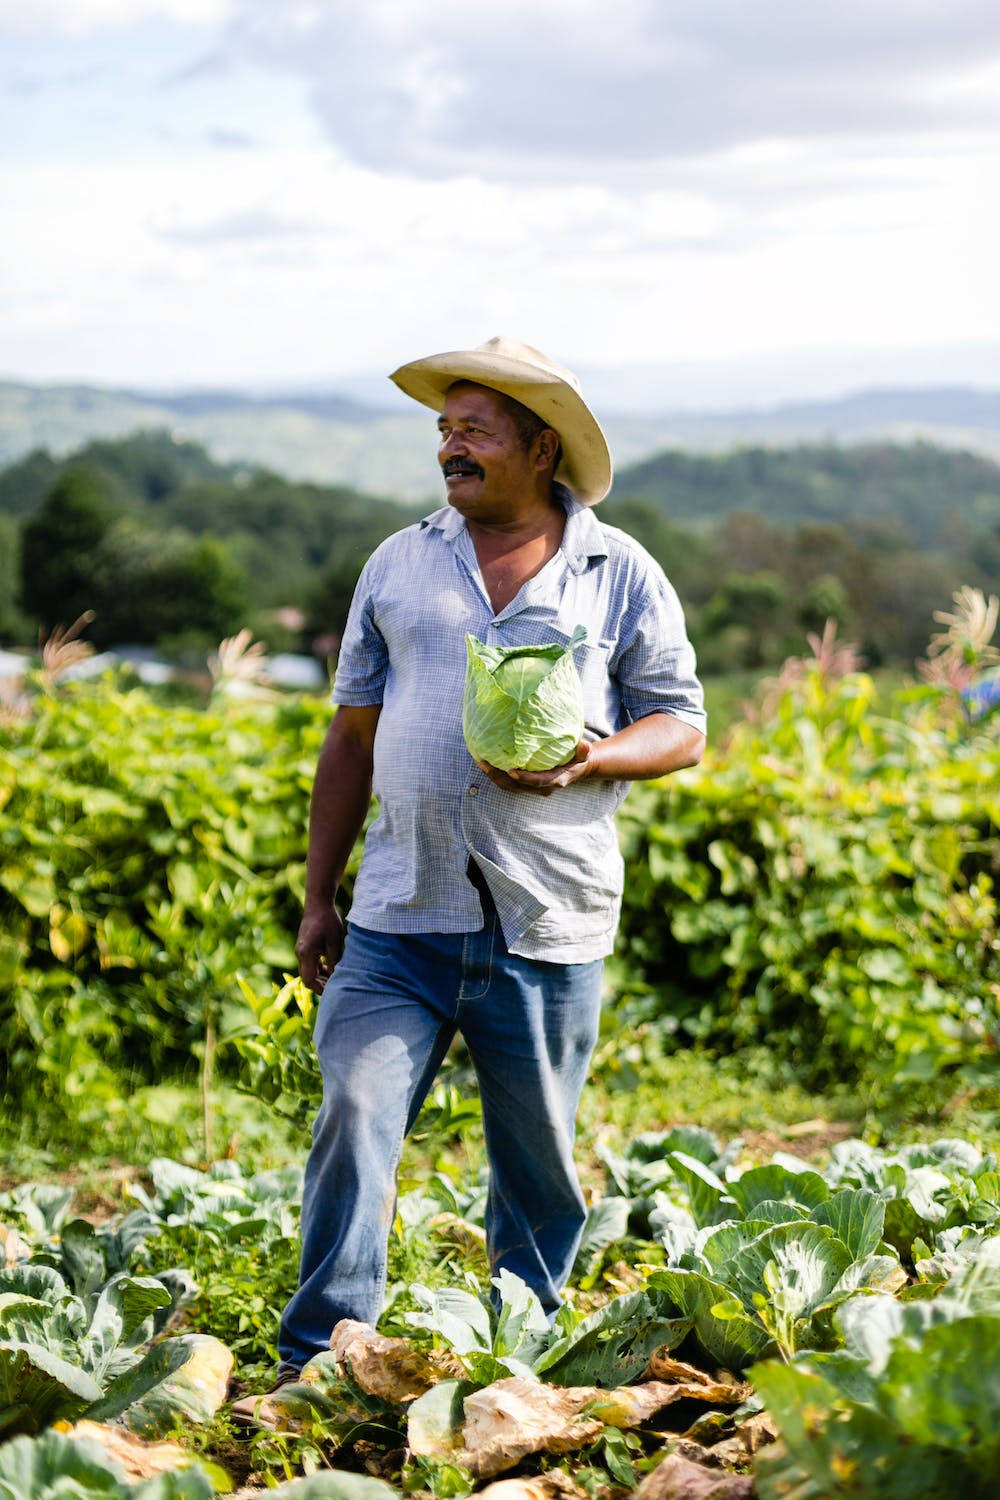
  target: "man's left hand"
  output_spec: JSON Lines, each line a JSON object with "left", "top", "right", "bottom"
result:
{"left": 476, "top": 741, "right": 593, "bottom": 795}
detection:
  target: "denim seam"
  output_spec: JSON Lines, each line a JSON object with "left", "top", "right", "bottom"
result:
{"left": 457, "top": 916, "right": 496, "bottom": 1004}
{"left": 375, "top": 1125, "right": 410, "bottom": 1318}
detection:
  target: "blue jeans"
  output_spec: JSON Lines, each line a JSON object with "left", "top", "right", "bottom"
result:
{"left": 278, "top": 898, "right": 603, "bottom": 1370}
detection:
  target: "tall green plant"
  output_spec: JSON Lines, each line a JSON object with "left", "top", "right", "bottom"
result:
{"left": 615, "top": 654, "right": 1000, "bottom": 1083}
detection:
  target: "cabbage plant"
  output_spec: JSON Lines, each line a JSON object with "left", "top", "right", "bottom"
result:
{"left": 463, "top": 627, "right": 586, "bottom": 772}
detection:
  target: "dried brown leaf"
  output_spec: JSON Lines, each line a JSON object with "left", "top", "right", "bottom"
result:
{"left": 634, "top": 1451, "right": 754, "bottom": 1500}
{"left": 173, "top": 1335, "right": 233, "bottom": 1416}
{"left": 589, "top": 1378, "right": 742, "bottom": 1429}
{"left": 428, "top": 1211, "right": 489, "bottom": 1252}
{"left": 228, "top": 1388, "right": 309, "bottom": 1434}
{"left": 457, "top": 1376, "right": 604, "bottom": 1479}
{"left": 447, "top": 1358, "right": 757, "bottom": 1481}
{"left": 57, "top": 1420, "right": 191, "bottom": 1481}
{"left": 330, "top": 1318, "right": 458, "bottom": 1402}
{"left": 730, "top": 1410, "right": 780, "bottom": 1458}
{"left": 0, "top": 1223, "right": 31, "bottom": 1267}
{"left": 476, "top": 1472, "right": 589, "bottom": 1500}
{"left": 644, "top": 1354, "right": 751, "bottom": 1404}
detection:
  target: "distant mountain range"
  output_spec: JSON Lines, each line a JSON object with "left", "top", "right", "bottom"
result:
{"left": 1, "top": 378, "right": 997, "bottom": 501}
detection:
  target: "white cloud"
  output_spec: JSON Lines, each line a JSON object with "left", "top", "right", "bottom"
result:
{"left": 0, "top": 0, "right": 235, "bottom": 35}
{"left": 2, "top": 0, "right": 1000, "bottom": 388}
{"left": 201, "top": 0, "right": 1000, "bottom": 178}
{"left": 3, "top": 119, "right": 998, "bottom": 386}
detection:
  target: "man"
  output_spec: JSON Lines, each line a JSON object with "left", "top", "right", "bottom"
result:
{"left": 276, "top": 337, "right": 705, "bottom": 1379}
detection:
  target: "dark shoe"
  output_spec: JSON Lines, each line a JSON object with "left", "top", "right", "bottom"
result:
{"left": 229, "top": 1365, "right": 302, "bottom": 1430}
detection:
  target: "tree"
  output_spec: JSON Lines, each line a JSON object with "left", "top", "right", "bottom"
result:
{"left": 89, "top": 523, "right": 249, "bottom": 647}
{"left": 0, "top": 514, "right": 30, "bottom": 643}
{"left": 859, "top": 552, "right": 965, "bottom": 664}
{"left": 19, "top": 468, "right": 114, "bottom": 632}
{"left": 717, "top": 511, "right": 789, "bottom": 576}
{"left": 797, "top": 574, "right": 851, "bottom": 636}
{"left": 702, "top": 570, "right": 787, "bottom": 669}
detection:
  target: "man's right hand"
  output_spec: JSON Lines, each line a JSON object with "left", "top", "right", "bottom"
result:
{"left": 296, "top": 902, "right": 346, "bottom": 995}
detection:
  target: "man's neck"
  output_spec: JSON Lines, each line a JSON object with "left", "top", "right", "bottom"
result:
{"left": 468, "top": 510, "right": 561, "bottom": 549}
{"left": 465, "top": 488, "right": 565, "bottom": 549}
{"left": 468, "top": 497, "right": 566, "bottom": 614}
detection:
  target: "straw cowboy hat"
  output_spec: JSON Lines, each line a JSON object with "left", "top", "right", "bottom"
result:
{"left": 390, "top": 336, "right": 613, "bottom": 506}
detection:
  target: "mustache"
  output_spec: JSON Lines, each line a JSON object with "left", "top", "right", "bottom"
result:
{"left": 443, "top": 457, "right": 485, "bottom": 479}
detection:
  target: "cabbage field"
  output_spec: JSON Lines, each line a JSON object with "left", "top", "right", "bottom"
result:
{"left": 1, "top": 612, "right": 998, "bottom": 1498}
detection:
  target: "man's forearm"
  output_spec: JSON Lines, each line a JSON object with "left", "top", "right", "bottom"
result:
{"left": 486, "top": 711, "right": 705, "bottom": 795}
{"left": 586, "top": 712, "right": 705, "bottom": 781}
{"left": 304, "top": 708, "right": 379, "bottom": 906}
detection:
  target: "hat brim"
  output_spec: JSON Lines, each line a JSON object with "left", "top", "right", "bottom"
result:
{"left": 390, "top": 348, "right": 612, "bottom": 506}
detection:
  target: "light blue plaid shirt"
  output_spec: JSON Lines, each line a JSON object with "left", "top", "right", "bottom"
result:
{"left": 333, "top": 488, "right": 705, "bottom": 962}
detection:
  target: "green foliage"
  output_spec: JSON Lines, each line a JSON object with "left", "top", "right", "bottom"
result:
{"left": 404, "top": 1272, "right": 689, "bottom": 1390}
{"left": 18, "top": 460, "right": 251, "bottom": 648}
{"left": 19, "top": 468, "right": 116, "bottom": 632}
{"left": 0, "top": 682, "right": 335, "bottom": 1122}
{"left": 823, "top": 1137, "right": 1000, "bottom": 1265}
{"left": 614, "top": 440, "right": 1000, "bottom": 546}
{"left": 610, "top": 447, "right": 1000, "bottom": 670}
{"left": 4, "top": 1126, "right": 1000, "bottom": 1496}
{"left": 4, "top": 651, "right": 997, "bottom": 1145}
{"left": 752, "top": 1265, "right": 1000, "bottom": 1498}
{"left": 230, "top": 976, "right": 322, "bottom": 1129}
{"left": 798, "top": 573, "right": 851, "bottom": 635}
{"left": 87, "top": 527, "right": 249, "bottom": 649}
{"left": 0, "top": 514, "right": 29, "bottom": 643}
{"left": 701, "top": 571, "right": 786, "bottom": 669}
{"left": 606, "top": 1127, "right": 1000, "bottom": 1276}
{"left": 6, "top": 429, "right": 1000, "bottom": 672}
{"left": 2, "top": 432, "right": 419, "bottom": 648}
{"left": 615, "top": 664, "right": 1000, "bottom": 1084}
{"left": 0, "top": 1429, "right": 218, "bottom": 1498}
{"left": 129, "top": 1159, "right": 303, "bottom": 1379}
{"left": 0, "top": 1235, "right": 228, "bottom": 1442}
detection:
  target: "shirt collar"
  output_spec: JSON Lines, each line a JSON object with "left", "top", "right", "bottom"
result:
{"left": 420, "top": 483, "right": 608, "bottom": 574}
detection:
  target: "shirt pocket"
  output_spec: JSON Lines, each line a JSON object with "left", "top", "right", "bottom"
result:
{"left": 542, "top": 625, "right": 616, "bottom": 725}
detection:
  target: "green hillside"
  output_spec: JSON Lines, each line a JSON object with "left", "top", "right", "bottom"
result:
{"left": 6, "top": 377, "right": 1000, "bottom": 498}
{"left": 1, "top": 432, "right": 419, "bottom": 651}
{"left": 614, "top": 441, "right": 1000, "bottom": 547}
{"left": 3, "top": 430, "right": 999, "bottom": 671}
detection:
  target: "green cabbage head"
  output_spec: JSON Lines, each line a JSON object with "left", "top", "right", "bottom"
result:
{"left": 463, "top": 626, "right": 587, "bottom": 771}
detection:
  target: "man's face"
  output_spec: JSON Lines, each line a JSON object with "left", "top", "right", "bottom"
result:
{"left": 436, "top": 383, "right": 540, "bottom": 522}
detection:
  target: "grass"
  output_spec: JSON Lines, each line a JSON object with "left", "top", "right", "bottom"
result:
{"left": 5, "top": 1038, "right": 997, "bottom": 1201}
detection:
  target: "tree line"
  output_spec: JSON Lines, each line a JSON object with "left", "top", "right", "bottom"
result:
{"left": 3, "top": 430, "right": 998, "bottom": 672}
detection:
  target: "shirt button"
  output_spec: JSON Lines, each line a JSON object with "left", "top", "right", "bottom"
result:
{"left": 468, "top": 785, "right": 479, "bottom": 796}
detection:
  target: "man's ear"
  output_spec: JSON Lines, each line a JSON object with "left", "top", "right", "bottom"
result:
{"left": 534, "top": 427, "right": 560, "bottom": 472}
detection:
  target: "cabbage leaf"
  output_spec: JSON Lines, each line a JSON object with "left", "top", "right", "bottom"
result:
{"left": 463, "top": 626, "right": 587, "bottom": 772}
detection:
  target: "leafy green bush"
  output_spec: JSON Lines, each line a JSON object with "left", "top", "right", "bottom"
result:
{"left": 3, "top": 657, "right": 997, "bottom": 1132}
{"left": 0, "top": 682, "right": 345, "bottom": 1117}
{"left": 616, "top": 667, "right": 1000, "bottom": 1083}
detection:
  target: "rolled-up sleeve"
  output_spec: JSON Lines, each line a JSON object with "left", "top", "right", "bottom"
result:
{"left": 332, "top": 557, "right": 389, "bottom": 706}
{"left": 613, "top": 559, "right": 706, "bottom": 733}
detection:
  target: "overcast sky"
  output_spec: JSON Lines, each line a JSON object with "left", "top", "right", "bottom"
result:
{"left": 3, "top": 0, "right": 999, "bottom": 406}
